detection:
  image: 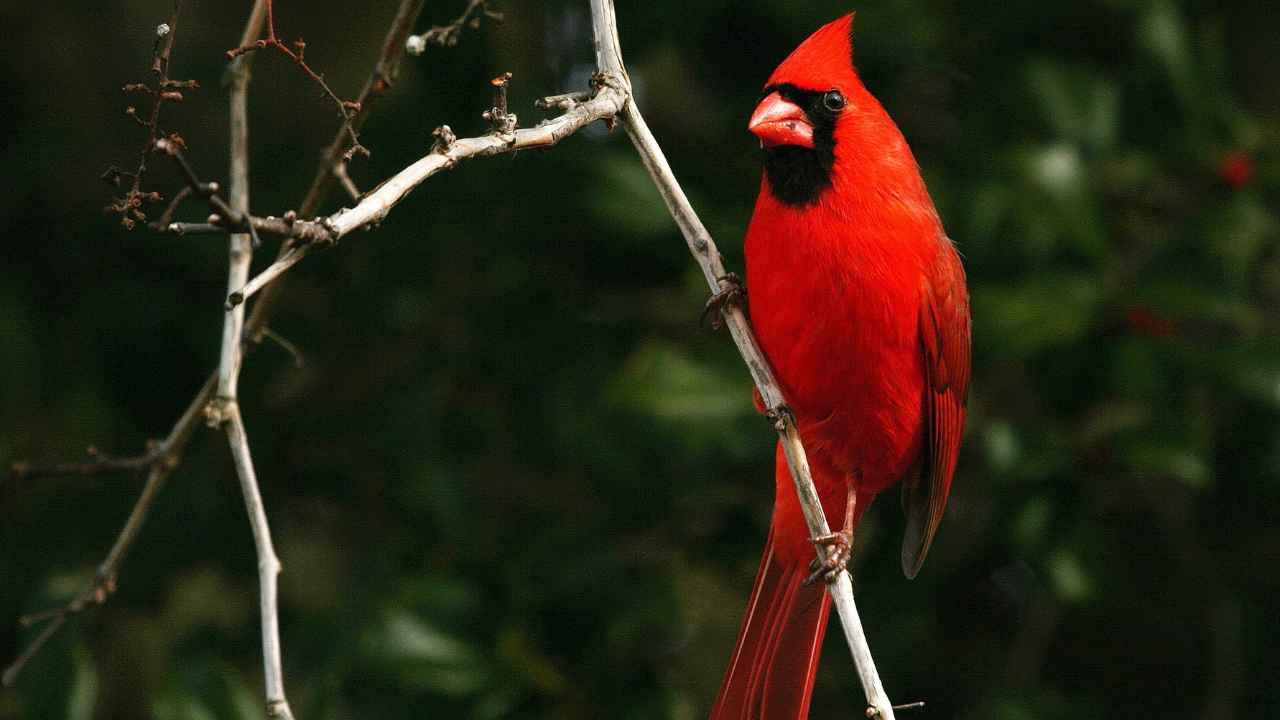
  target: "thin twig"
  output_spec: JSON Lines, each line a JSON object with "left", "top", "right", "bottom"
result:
{"left": 405, "top": 0, "right": 502, "bottom": 54}
{"left": 2, "top": 374, "right": 213, "bottom": 686}
{"left": 103, "top": 0, "right": 198, "bottom": 230}
{"left": 589, "top": 1, "right": 899, "bottom": 716}
{"left": 243, "top": 0, "right": 463, "bottom": 360}
{"left": 298, "top": 0, "right": 429, "bottom": 214}
{"left": 150, "top": 184, "right": 194, "bottom": 230}
{"left": 226, "top": 0, "right": 366, "bottom": 160}
{"left": 9, "top": 445, "right": 162, "bottom": 482}
{"left": 332, "top": 161, "right": 362, "bottom": 201}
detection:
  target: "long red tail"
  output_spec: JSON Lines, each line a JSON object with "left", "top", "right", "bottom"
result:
{"left": 710, "top": 522, "right": 832, "bottom": 720}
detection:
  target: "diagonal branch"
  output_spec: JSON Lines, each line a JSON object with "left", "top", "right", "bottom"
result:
{"left": 298, "top": 0, "right": 427, "bottom": 213}
{"left": 246, "top": 0, "right": 454, "bottom": 350}
{"left": 1, "top": 375, "right": 213, "bottom": 686}
{"left": 225, "top": 78, "right": 629, "bottom": 308}
{"left": 588, "top": 1, "right": 899, "bottom": 717}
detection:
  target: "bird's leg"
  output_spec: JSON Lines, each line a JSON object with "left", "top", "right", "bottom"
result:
{"left": 803, "top": 484, "right": 857, "bottom": 586}
{"left": 701, "top": 272, "right": 746, "bottom": 330}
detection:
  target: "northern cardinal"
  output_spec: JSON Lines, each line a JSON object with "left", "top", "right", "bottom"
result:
{"left": 710, "top": 14, "right": 970, "bottom": 719}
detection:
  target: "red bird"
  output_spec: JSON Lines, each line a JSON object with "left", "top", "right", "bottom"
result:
{"left": 711, "top": 14, "right": 970, "bottom": 719}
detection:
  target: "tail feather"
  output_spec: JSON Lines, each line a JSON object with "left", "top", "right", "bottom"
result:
{"left": 711, "top": 525, "right": 832, "bottom": 720}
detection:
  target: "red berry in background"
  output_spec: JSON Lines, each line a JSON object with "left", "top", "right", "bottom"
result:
{"left": 1125, "top": 305, "right": 1174, "bottom": 338}
{"left": 1219, "top": 151, "right": 1256, "bottom": 189}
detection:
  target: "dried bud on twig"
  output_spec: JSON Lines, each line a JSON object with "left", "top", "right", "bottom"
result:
{"left": 482, "top": 72, "right": 518, "bottom": 135}
{"left": 431, "top": 125, "right": 456, "bottom": 154}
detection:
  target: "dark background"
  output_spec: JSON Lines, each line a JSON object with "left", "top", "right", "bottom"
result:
{"left": 3, "top": 0, "right": 1278, "bottom": 718}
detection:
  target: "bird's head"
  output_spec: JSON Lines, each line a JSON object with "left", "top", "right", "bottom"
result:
{"left": 750, "top": 13, "right": 869, "bottom": 206}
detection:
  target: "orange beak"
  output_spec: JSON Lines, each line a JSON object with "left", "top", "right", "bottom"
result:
{"left": 749, "top": 92, "right": 814, "bottom": 149}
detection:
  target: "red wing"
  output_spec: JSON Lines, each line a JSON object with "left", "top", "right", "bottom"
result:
{"left": 901, "top": 241, "right": 970, "bottom": 578}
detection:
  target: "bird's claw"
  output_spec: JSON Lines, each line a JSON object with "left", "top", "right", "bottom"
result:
{"left": 803, "top": 528, "right": 853, "bottom": 586}
{"left": 701, "top": 272, "right": 746, "bottom": 330}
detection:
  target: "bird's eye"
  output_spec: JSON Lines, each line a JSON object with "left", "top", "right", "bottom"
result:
{"left": 822, "top": 90, "right": 846, "bottom": 113}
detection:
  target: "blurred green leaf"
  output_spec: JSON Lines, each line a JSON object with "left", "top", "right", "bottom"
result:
{"left": 1016, "top": 144, "right": 1108, "bottom": 258}
{"left": 1129, "top": 280, "right": 1263, "bottom": 334}
{"left": 1139, "top": 0, "right": 1195, "bottom": 102}
{"left": 362, "top": 610, "right": 489, "bottom": 695}
{"left": 973, "top": 274, "right": 1101, "bottom": 356}
{"left": 1027, "top": 61, "right": 1120, "bottom": 151}
{"left": 983, "top": 419, "right": 1022, "bottom": 473}
{"left": 1207, "top": 193, "right": 1279, "bottom": 287}
{"left": 608, "top": 340, "right": 753, "bottom": 422}
{"left": 590, "top": 153, "right": 677, "bottom": 238}
{"left": 66, "top": 644, "right": 97, "bottom": 720}
{"left": 1047, "top": 548, "right": 1093, "bottom": 603}
{"left": 1013, "top": 497, "right": 1053, "bottom": 549}
{"left": 1128, "top": 443, "right": 1210, "bottom": 488}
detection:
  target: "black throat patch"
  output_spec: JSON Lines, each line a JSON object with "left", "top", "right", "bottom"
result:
{"left": 760, "top": 83, "right": 839, "bottom": 207}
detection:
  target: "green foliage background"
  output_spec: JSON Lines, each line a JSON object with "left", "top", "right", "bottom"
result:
{"left": 3, "top": 0, "right": 1278, "bottom": 718}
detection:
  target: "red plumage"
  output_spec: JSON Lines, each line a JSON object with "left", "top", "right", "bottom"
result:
{"left": 711, "top": 14, "right": 970, "bottom": 719}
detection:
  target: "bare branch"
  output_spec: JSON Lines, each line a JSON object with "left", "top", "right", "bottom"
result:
{"left": 223, "top": 404, "right": 293, "bottom": 719}
{"left": 246, "top": 0, "right": 473, "bottom": 361}
{"left": 225, "top": 0, "right": 367, "bottom": 160}
{"left": 2, "top": 374, "right": 213, "bottom": 686}
{"left": 9, "top": 445, "right": 162, "bottom": 482}
{"left": 5, "top": 0, "right": 261, "bottom": 692}
{"left": 103, "top": 0, "right": 199, "bottom": 230}
{"left": 298, "top": 0, "right": 428, "bottom": 213}
{"left": 214, "top": 3, "right": 296, "bottom": 717}
{"left": 405, "top": 0, "right": 502, "bottom": 54}
{"left": 160, "top": 212, "right": 331, "bottom": 245}
{"left": 7, "top": 0, "right": 473, "bottom": 689}
{"left": 219, "top": 4, "right": 261, "bottom": 402}
{"left": 225, "top": 75, "right": 629, "bottom": 308}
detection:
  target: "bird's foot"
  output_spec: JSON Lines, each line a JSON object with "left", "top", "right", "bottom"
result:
{"left": 701, "top": 272, "right": 745, "bottom": 330}
{"left": 804, "top": 528, "right": 853, "bottom": 586}
{"left": 803, "top": 484, "right": 858, "bottom": 586}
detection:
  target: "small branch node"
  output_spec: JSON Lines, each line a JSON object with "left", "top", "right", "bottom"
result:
{"left": 701, "top": 272, "right": 745, "bottom": 331}
{"left": 203, "top": 397, "right": 235, "bottom": 428}
{"left": 431, "top": 124, "right": 457, "bottom": 154}
{"left": 482, "top": 72, "right": 518, "bottom": 135}
{"left": 536, "top": 90, "right": 592, "bottom": 111}
{"left": 765, "top": 403, "right": 796, "bottom": 432}
{"left": 266, "top": 699, "right": 294, "bottom": 720}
